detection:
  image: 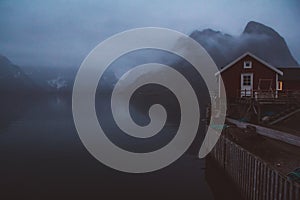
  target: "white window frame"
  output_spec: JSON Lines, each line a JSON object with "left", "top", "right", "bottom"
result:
{"left": 244, "top": 61, "right": 252, "bottom": 69}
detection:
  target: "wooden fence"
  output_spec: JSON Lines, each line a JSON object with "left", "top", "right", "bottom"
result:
{"left": 210, "top": 135, "right": 300, "bottom": 200}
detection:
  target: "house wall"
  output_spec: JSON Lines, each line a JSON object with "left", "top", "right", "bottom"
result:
{"left": 220, "top": 55, "right": 277, "bottom": 100}
{"left": 282, "top": 80, "right": 300, "bottom": 90}
{"left": 278, "top": 68, "right": 300, "bottom": 90}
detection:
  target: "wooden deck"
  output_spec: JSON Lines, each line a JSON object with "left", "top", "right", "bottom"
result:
{"left": 228, "top": 89, "right": 300, "bottom": 124}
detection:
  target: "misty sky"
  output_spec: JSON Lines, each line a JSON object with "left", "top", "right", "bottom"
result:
{"left": 0, "top": 0, "right": 299, "bottom": 68}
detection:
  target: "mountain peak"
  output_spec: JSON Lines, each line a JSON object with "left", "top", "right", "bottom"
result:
{"left": 243, "top": 21, "right": 280, "bottom": 38}
{"left": 201, "top": 28, "right": 220, "bottom": 34}
{"left": 189, "top": 21, "right": 298, "bottom": 67}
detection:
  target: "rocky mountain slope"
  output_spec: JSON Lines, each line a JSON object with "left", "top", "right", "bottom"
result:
{"left": 190, "top": 21, "right": 298, "bottom": 68}
{"left": 0, "top": 55, "right": 36, "bottom": 93}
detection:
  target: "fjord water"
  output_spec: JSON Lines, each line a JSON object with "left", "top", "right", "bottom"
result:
{"left": 0, "top": 95, "right": 242, "bottom": 199}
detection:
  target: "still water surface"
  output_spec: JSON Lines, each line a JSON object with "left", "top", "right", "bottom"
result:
{"left": 0, "top": 96, "right": 242, "bottom": 199}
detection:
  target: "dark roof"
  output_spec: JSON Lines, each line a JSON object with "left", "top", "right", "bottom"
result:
{"left": 216, "top": 52, "right": 283, "bottom": 76}
{"left": 279, "top": 66, "right": 300, "bottom": 68}
{"left": 278, "top": 67, "right": 300, "bottom": 81}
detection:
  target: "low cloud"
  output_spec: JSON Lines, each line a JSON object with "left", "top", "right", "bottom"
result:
{"left": 0, "top": 0, "right": 299, "bottom": 67}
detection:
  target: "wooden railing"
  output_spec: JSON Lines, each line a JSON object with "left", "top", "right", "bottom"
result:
{"left": 210, "top": 135, "right": 300, "bottom": 200}
{"left": 237, "top": 89, "right": 274, "bottom": 98}
{"left": 236, "top": 89, "right": 300, "bottom": 100}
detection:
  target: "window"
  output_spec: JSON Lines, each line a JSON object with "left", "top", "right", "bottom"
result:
{"left": 243, "top": 75, "right": 252, "bottom": 86}
{"left": 244, "top": 61, "right": 252, "bottom": 68}
{"left": 277, "top": 81, "right": 283, "bottom": 91}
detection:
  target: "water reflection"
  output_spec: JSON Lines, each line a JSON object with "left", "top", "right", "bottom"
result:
{"left": 0, "top": 95, "right": 242, "bottom": 199}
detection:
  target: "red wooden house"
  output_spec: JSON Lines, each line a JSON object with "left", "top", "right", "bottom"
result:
{"left": 216, "top": 52, "right": 300, "bottom": 101}
{"left": 216, "top": 52, "right": 284, "bottom": 101}
{"left": 214, "top": 52, "right": 300, "bottom": 125}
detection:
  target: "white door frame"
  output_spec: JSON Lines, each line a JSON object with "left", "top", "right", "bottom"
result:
{"left": 241, "top": 73, "right": 253, "bottom": 97}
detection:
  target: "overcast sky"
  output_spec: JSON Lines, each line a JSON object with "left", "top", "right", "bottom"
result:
{"left": 0, "top": 0, "right": 299, "bottom": 68}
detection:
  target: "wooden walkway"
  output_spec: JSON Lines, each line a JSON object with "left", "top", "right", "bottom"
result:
{"left": 226, "top": 118, "right": 300, "bottom": 148}
{"left": 269, "top": 108, "right": 300, "bottom": 125}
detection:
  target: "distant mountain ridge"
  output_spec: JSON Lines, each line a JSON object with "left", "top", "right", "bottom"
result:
{"left": 0, "top": 21, "right": 298, "bottom": 94}
{"left": 190, "top": 21, "right": 298, "bottom": 68}
{"left": 0, "top": 55, "right": 36, "bottom": 93}
{"left": 0, "top": 55, "right": 73, "bottom": 94}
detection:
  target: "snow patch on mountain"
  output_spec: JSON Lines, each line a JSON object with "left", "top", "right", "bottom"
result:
{"left": 47, "top": 75, "right": 68, "bottom": 90}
